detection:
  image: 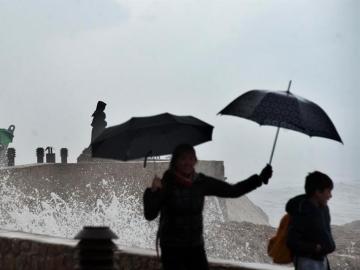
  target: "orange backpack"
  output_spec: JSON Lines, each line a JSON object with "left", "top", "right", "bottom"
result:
{"left": 267, "top": 213, "right": 293, "bottom": 264}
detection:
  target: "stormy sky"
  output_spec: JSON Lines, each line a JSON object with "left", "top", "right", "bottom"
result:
{"left": 1, "top": 0, "right": 359, "bottom": 186}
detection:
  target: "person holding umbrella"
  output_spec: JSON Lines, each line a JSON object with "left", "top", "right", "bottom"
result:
{"left": 143, "top": 144, "right": 273, "bottom": 270}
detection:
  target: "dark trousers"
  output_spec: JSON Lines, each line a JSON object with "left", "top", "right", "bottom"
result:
{"left": 160, "top": 245, "right": 209, "bottom": 270}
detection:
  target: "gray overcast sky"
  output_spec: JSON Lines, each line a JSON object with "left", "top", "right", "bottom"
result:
{"left": 1, "top": 0, "right": 359, "bottom": 186}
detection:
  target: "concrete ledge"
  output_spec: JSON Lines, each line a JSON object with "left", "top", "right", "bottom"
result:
{"left": 0, "top": 230, "right": 76, "bottom": 270}
{"left": 0, "top": 229, "right": 292, "bottom": 270}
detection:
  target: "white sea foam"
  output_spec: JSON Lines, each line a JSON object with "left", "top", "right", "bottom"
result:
{"left": 0, "top": 173, "right": 156, "bottom": 248}
{"left": 0, "top": 173, "right": 223, "bottom": 249}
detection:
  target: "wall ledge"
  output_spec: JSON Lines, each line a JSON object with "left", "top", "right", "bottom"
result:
{"left": 0, "top": 229, "right": 291, "bottom": 270}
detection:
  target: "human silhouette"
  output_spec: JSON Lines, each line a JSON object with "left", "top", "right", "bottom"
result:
{"left": 286, "top": 171, "right": 335, "bottom": 270}
{"left": 143, "top": 144, "right": 272, "bottom": 270}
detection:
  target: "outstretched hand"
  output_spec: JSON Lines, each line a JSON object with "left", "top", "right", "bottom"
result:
{"left": 151, "top": 175, "right": 162, "bottom": 191}
{"left": 260, "top": 164, "right": 273, "bottom": 185}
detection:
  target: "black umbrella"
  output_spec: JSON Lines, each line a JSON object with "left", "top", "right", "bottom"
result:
{"left": 218, "top": 81, "right": 342, "bottom": 164}
{"left": 91, "top": 113, "right": 213, "bottom": 166}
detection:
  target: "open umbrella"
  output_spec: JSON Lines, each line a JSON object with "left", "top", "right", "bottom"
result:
{"left": 91, "top": 113, "right": 213, "bottom": 166}
{"left": 218, "top": 81, "right": 342, "bottom": 164}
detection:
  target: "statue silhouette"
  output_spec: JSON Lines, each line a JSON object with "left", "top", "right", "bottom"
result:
{"left": 91, "top": 101, "right": 107, "bottom": 143}
{"left": 77, "top": 101, "right": 107, "bottom": 162}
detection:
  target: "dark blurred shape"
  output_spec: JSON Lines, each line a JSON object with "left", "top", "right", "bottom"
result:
{"left": 60, "top": 148, "right": 68, "bottom": 164}
{"left": 36, "top": 147, "right": 45, "bottom": 163}
{"left": 75, "top": 226, "right": 118, "bottom": 270}
{"left": 7, "top": 148, "right": 15, "bottom": 166}
{"left": 45, "top": 146, "right": 56, "bottom": 163}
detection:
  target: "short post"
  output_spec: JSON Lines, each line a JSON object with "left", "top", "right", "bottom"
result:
{"left": 36, "top": 147, "right": 45, "bottom": 163}
{"left": 45, "top": 146, "right": 56, "bottom": 163}
{"left": 75, "top": 226, "right": 118, "bottom": 270}
{"left": 7, "top": 148, "right": 15, "bottom": 166}
{"left": 60, "top": 148, "right": 68, "bottom": 164}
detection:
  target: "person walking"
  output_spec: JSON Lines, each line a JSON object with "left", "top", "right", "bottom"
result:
{"left": 143, "top": 144, "right": 272, "bottom": 270}
{"left": 286, "top": 171, "right": 336, "bottom": 270}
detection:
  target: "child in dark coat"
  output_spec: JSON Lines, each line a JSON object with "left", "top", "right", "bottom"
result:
{"left": 286, "top": 171, "right": 336, "bottom": 270}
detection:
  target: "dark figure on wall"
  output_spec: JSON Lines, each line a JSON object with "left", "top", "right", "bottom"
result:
{"left": 91, "top": 101, "right": 107, "bottom": 143}
{"left": 77, "top": 101, "right": 107, "bottom": 162}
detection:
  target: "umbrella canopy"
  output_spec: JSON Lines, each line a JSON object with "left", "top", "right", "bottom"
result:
{"left": 91, "top": 113, "right": 213, "bottom": 163}
{"left": 218, "top": 81, "right": 342, "bottom": 163}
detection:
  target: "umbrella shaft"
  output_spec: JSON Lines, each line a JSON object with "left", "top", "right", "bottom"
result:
{"left": 269, "top": 127, "right": 280, "bottom": 165}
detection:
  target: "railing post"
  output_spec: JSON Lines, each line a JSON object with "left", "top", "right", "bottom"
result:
{"left": 75, "top": 226, "right": 118, "bottom": 270}
{"left": 60, "top": 148, "right": 68, "bottom": 164}
{"left": 36, "top": 147, "right": 44, "bottom": 163}
{"left": 45, "top": 146, "right": 56, "bottom": 163}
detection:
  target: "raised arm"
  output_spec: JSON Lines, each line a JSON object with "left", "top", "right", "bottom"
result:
{"left": 202, "top": 164, "right": 272, "bottom": 198}
{"left": 143, "top": 175, "right": 165, "bottom": 221}
{"left": 202, "top": 174, "right": 262, "bottom": 198}
{"left": 143, "top": 188, "right": 164, "bottom": 220}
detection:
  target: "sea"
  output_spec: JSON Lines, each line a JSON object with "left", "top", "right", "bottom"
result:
{"left": 247, "top": 179, "right": 360, "bottom": 227}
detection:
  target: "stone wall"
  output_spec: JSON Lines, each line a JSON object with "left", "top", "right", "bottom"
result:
{"left": 0, "top": 230, "right": 290, "bottom": 270}
{"left": 0, "top": 145, "right": 8, "bottom": 167}
{"left": 0, "top": 231, "right": 75, "bottom": 270}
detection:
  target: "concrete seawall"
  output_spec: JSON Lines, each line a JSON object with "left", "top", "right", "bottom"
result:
{"left": 0, "top": 229, "right": 291, "bottom": 270}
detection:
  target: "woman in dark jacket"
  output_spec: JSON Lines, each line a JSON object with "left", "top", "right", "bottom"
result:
{"left": 143, "top": 144, "right": 272, "bottom": 270}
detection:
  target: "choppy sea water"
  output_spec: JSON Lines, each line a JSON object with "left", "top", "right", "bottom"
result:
{"left": 248, "top": 180, "right": 360, "bottom": 227}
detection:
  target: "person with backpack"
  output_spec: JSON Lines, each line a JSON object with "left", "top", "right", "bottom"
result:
{"left": 286, "top": 171, "right": 336, "bottom": 270}
{"left": 143, "top": 144, "right": 273, "bottom": 270}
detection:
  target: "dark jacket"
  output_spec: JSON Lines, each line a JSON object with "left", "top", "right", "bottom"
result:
{"left": 143, "top": 171, "right": 262, "bottom": 247}
{"left": 286, "top": 194, "right": 336, "bottom": 261}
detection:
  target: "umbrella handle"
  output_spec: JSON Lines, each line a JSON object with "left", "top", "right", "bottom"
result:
{"left": 153, "top": 158, "right": 158, "bottom": 177}
{"left": 144, "top": 156, "right": 148, "bottom": 168}
{"left": 269, "top": 126, "right": 280, "bottom": 165}
{"left": 143, "top": 150, "right": 153, "bottom": 168}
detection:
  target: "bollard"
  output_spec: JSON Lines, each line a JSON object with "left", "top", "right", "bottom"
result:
{"left": 60, "top": 148, "right": 68, "bottom": 164}
{"left": 7, "top": 148, "right": 15, "bottom": 166}
{"left": 36, "top": 147, "right": 44, "bottom": 163}
{"left": 45, "top": 146, "right": 56, "bottom": 163}
{"left": 75, "top": 226, "right": 118, "bottom": 270}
